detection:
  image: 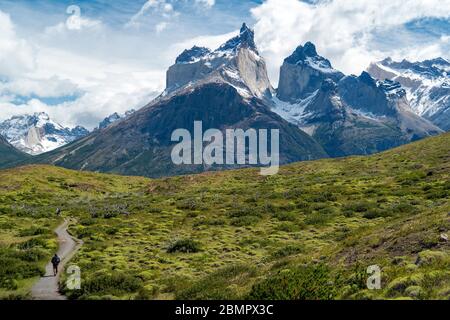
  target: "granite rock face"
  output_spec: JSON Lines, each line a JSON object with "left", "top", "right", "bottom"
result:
{"left": 277, "top": 42, "right": 344, "bottom": 103}
{"left": 166, "top": 23, "right": 273, "bottom": 100}
{"left": 272, "top": 44, "right": 443, "bottom": 157}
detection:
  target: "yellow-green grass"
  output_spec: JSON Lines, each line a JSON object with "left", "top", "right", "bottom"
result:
{"left": 0, "top": 133, "right": 449, "bottom": 300}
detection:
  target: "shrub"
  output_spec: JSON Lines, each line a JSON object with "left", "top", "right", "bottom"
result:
{"left": 363, "top": 209, "right": 390, "bottom": 220}
{"left": 17, "top": 238, "right": 47, "bottom": 250}
{"left": 343, "top": 201, "right": 373, "bottom": 214}
{"left": 18, "top": 226, "right": 50, "bottom": 237}
{"left": 273, "top": 212, "right": 297, "bottom": 222}
{"left": 177, "top": 264, "right": 255, "bottom": 300}
{"left": 167, "top": 239, "right": 201, "bottom": 253}
{"left": 68, "top": 272, "right": 143, "bottom": 298}
{"left": 230, "top": 216, "right": 260, "bottom": 227}
{"left": 248, "top": 264, "right": 336, "bottom": 300}
{"left": 304, "top": 213, "right": 330, "bottom": 226}
{"left": 276, "top": 222, "right": 301, "bottom": 232}
{"left": 270, "top": 245, "right": 304, "bottom": 259}
{"left": 176, "top": 199, "right": 198, "bottom": 210}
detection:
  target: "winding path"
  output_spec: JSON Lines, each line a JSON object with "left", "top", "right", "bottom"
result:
{"left": 31, "top": 219, "right": 82, "bottom": 300}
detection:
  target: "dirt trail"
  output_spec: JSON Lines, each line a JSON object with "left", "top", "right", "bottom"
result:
{"left": 31, "top": 219, "right": 82, "bottom": 300}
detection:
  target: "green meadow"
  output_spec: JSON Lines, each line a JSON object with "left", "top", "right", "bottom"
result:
{"left": 0, "top": 133, "right": 449, "bottom": 300}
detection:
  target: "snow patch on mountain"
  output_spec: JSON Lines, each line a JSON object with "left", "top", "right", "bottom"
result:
{"left": 0, "top": 112, "right": 89, "bottom": 155}
{"left": 271, "top": 92, "right": 316, "bottom": 126}
{"left": 165, "top": 23, "right": 273, "bottom": 100}
{"left": 367, "top": 57, "right": 450, "bottom": 131}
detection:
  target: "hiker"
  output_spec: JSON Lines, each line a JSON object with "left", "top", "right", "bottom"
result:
{"left": 51, "top": 254, "right": 61, "bottom": 276}
{"left": 56, "top": 208, "right": 61, "bottom": 217}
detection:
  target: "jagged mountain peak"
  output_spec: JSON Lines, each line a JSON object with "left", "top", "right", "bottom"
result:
{"left": 176, "top": 46, "right": 211, "bottom": 64}
{"left": 358, "top": 71, "right": 377, "bottom": 87}
{"left": 166, "top": 23, "right": 272, "bottom": 99}
{"left": 0, "top": 112, "right": 89, "bottom": 155}
{"left": 277, "top": 41, "right": 344, "bottom": 102}
{"left": 98, "top": 109, "right": 136, "bottom": 130}
{"left": 218, "top": 22, "right": 257, "bottom": 53}
{"left": 285, "top": 42, "right": 319, "bottom": 64}
{"left": 367, "top": 56, "right": 450, "bottom": 131}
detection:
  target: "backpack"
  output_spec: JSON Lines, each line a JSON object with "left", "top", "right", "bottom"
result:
{"left": 52, "top": 256, "right": 60, "bottom": 265}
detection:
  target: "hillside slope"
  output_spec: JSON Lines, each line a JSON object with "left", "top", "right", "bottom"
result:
{"left": 0, "top": 133, "right": 448, "bottom": 300}
{"left": 0, "top": 135, "right": 30, "bottom": 168}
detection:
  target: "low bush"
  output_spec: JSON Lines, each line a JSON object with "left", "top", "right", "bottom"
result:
{"left": 167, "top": 239, "right": 201, "bottom": 253}
{"left": 248, "top": 264, "right": 336, "bottom": 300}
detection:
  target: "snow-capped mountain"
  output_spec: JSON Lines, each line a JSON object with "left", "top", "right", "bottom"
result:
{"left": 11, "top": 24, "right": 444, "bottom": 177}
{"left": 165, "top": 23, "right": 273, "bottom": 100}
{"left": 272, "top": 42, "right": 442, "bottom": 157}
{"left": 98, "top": 110, "right": 135, "bottom": 130}
{"left": 0, "top": 112, "right": 89, "bottom": 155}
{"left": 32, "top": 23, "right": 327, "bottom": 177}
{"left": 367, "top": 57, "right": 450, "bottom": 131}
{"left": 277, "top": 42, "right": 344, "bottom": 103}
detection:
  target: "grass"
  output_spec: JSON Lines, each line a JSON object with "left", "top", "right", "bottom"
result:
{"left": 0, "top": 133, "right": 448, "bottom": 300}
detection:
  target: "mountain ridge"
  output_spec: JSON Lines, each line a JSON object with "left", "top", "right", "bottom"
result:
{"left": 27, "top": 24, "right": 328, "bottom": 177}
{"left": 0, "top": 112, "right": 89, "bottom": 155}
{"left": 272, "top": 42, "right": 443, "bottom": 157}
{"left": 367, "top": 57, "right": 450, "bottom": 131}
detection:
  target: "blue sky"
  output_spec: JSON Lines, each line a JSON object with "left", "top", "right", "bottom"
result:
{"left": 0, "top": 0, "right": 449, "bottom": 129}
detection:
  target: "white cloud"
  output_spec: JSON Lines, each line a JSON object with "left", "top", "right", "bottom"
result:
{"left": 126, "top": 0, "right": 214, "bottom": 29}
{"left": 251, "top": 0, "right": 450, "bottom": 84}
{"left": 0, "top": 76, "right": 79, "bottom": 98}
{"left": 0, "top": 10, "right": 35, "bottom": 77}
{"left": 0, "top": 9, "right": 164, "bottom": 130}
{"left": 156, "top": 21, "right": 169, "bottom": 33}
{"left": 126, "top": 0, "right": 179, "bottom": 29}
{"left": 195, "top": 0, "right": 216, "bottom": 9}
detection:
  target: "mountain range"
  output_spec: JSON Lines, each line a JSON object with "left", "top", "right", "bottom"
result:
{"left": 28, "top": 24, "right": 327, "bottom": 177}
{"left": 0, "top": 23, "right": 448, "bottom": 177}
{"left": 271, "top": 42, "right": 442, "bottom": 157}
{"left": 0, "top": 110, "right": 138, "bottom": 156}
{"left": 0, "top": 112, "right": 89, "bottom": 155}
{"left": 367, "top": 57, "right": 450, "bottom": 131}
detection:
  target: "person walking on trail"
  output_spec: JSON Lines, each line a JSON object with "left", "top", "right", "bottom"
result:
{"left": 56, "top": 208, "right": 61, "bottom": 217}
{"left": 51, "top": 254, "right": 61, "bottom": 276}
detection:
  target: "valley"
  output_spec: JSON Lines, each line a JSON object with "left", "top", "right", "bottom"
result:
{"left": 0, "top": 133, "right": 448, "bottom": 300}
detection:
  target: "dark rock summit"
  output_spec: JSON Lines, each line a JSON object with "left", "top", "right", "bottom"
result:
{"left": 277, "top": 42, "right": 344, "bottom": 102}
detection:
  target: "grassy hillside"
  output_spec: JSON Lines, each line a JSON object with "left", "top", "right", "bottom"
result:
{"left": 0, "top": 133, "right": 448, "bottom": 300}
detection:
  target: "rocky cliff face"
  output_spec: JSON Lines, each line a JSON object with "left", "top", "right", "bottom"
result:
{"left": 166, "top": 23, "right": 273, "bottom": 100}
{"left": 338, "top": 72, "right": 405, "bottom": 117}
{"left": 273, "top": 44, "right": 442, "bottom": 157}
{"left": 367, "top": 57, "right": 450, "bottom": 131}
{"left": 277, "top": 42, "right": 344, "bottom": 103}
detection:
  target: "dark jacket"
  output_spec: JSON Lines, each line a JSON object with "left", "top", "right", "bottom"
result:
{"left": 51, "top": 256, "right": 61, "bottom": 266}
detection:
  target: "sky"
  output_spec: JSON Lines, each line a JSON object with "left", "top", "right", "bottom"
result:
{"left": 0, "top": 0, "right": 449, "bottom": 129}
